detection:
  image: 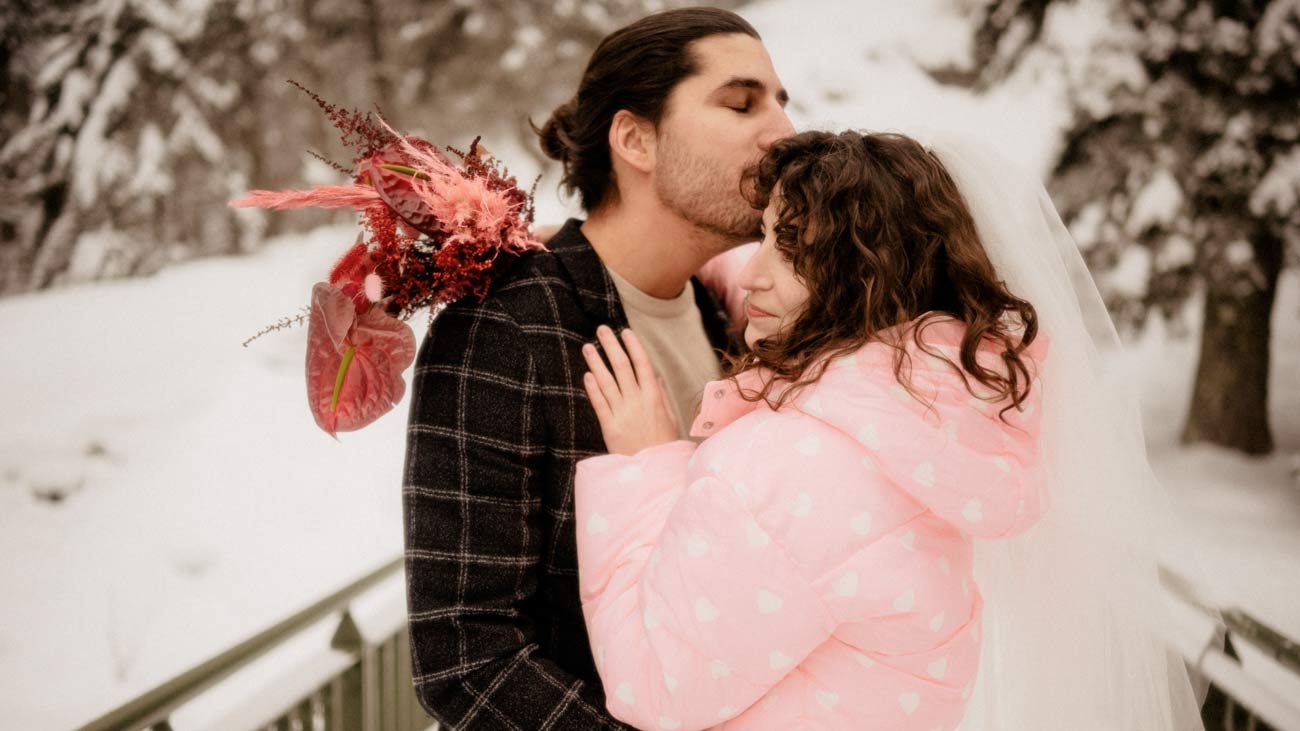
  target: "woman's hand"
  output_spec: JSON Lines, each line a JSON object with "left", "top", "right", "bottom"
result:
{"left": 582, "top": 325, "right": 680, "bottom": 456}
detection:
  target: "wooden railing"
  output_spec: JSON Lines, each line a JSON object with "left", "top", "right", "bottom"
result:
{"left": 1161, "top": 567, "right": 1300, "bottom": 731}
{"left": 68, "top": 559, "right": 1298, "bottom": 731}
{"left": 70, "top": 556, "right": 436, "bottom": 731}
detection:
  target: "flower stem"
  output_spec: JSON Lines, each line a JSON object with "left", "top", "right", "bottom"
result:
{"left": 377, "top": 163, "right": 431, "bottom": 181}
{"left": 332, "top": 345, "right": 357, "bottom": 412}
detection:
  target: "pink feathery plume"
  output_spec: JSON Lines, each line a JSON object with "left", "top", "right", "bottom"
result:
{"left": 372, "top": 116, "right": 540, "bottom": 254}
{"left": 229, "top": 184, "right": 384, "bottom": 210}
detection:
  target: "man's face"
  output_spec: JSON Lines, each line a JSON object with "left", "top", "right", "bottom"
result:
{"left": 653, "top": 33, "right": 795, "bottom": 247}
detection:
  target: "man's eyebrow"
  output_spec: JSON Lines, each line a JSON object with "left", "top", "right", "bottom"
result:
{"left": 715, "top": 77, "right": 790, "bottom": 107}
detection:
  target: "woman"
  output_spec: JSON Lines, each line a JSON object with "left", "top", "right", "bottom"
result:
{"left": 573, "top": 131, "right": 1205, "bottom": 730}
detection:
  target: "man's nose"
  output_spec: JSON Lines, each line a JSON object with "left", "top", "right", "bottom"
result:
{"left": 758, "top": 109, "right": 796, "bottom": 152}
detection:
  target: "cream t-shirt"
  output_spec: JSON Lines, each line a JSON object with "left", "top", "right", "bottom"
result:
{"left": 606, "top": 267, "right": 721, "bottom": 439}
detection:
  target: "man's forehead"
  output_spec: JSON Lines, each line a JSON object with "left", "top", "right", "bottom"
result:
{"left": 686, "top": 33, "right": 786, "bottom": 98}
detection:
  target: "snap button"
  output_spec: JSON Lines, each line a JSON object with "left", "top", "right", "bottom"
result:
{"left": 702, "top": 421, "right": 714, "bottom": 430}
{"left": 714, "top": 389, "right": 725, "bottom": 399}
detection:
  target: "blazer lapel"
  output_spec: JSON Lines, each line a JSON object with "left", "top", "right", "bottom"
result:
{"left": 548, "top": 219, "right": 630, "bottom": 330}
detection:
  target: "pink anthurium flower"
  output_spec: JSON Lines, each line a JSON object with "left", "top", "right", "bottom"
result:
{"left": 306, "top": 282, "right": 416, "bottom": 437}
{"left": 229, "top": 85, "right": 546, "bottom": 438}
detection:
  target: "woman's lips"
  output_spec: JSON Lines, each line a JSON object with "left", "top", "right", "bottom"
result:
{"left": 745, "top": 302, "right": 775, "bottom": 319}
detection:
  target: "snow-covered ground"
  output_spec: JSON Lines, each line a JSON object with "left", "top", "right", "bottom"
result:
{"left": 1, "top": 1, "right": 1296, "bottom": 729}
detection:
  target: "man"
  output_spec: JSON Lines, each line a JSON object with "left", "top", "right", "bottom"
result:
{"left": 402, "top": 8, "right": 794, "bottom": 729}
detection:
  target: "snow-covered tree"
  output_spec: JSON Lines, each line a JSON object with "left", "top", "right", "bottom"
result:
{"left": 953, "top": 0, "right": 1300, "bottom": 455}
{"left": 0, "top": 0, "right": 711, "bottom": 295}
{"left": 0, "top": 0, "right": 302, "bottom": 292}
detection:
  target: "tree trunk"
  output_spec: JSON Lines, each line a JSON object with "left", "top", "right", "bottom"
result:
{"left": 1181, "top": 225, "right": 1283, "bottom": 455}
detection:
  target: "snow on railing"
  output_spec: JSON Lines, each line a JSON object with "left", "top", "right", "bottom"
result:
{"left": 67, "top": 558, "right": 1300, "bottom": 731}
{"left": 70, "top": 556, "right": 436, "bottom": 731}
{"left": 1160, "top": 566, "right": 1300, "bottom": 731}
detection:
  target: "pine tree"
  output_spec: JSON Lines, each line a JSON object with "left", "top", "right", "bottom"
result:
{"left": 0, "top": 0, "right": 293, "bottom": 292}
{"left": 956, "top": 0, "right": 1299, "bottom": 454}
{"left": 0, "top": 0, "right": 725, "bottom": 295}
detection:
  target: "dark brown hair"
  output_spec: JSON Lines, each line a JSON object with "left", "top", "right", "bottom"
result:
{"left": 533, "top": 8, "right": 760, "bottom": 211}
{"left": 735, "top": 130, "right": 1040, "bottom": 419}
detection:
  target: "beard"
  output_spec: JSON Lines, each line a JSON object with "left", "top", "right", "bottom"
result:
{"left": 654, "top": 133, "right": 762, "bottom": 247}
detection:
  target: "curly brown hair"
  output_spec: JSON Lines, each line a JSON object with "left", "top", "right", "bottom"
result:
{"left": 732, "top": 130, "right": 1040, "bottom": 420}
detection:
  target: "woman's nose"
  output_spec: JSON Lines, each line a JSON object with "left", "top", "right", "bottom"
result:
{"left": 737, "top": 253, "right": 770, "bottom": 292}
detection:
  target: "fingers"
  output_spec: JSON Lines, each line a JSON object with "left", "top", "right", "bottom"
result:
{"left": 620, "top": 329, "right": 658, "bottom": 393}
{"left": 582, "top": 371, "right": 614, "bottom": 426}
{"left": 582, "top": 342, "right": 621, "bottom": 407}
{"left": 596, "top": 325, "right": 638, "bottom": 394}
{"left": 656, "top": 376, "right": 680, "bottom": 431}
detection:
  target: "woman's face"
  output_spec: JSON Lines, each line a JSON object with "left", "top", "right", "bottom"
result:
{"left": 737, "top": 195, "right": 811, "bottom": 348}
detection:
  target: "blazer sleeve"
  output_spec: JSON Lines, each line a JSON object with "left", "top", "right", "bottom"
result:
{"left": 403, "top": 299, "right": 633, "bottom": 731}
{"left": 573, "top": 435, "right": 842, "bottom": 731}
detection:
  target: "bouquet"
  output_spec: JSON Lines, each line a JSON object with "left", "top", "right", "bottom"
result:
{"left": 230, "top": 83, "right": 545, "bottom": 437}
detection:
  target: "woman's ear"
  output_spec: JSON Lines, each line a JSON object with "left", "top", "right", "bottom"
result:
{"left": 608, "top": 109, "right": 656, "bottom": 174}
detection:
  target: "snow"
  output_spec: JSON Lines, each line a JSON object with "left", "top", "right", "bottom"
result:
{"left": 1258, "top": 0, "right": 1300, "bottom": 59}
{"left": 2, "top": 1, "right": 1297, "bottom": 729}
{"left": 741, "top": 0, "right": 1073, "bottom": 176}
{"left": 72, "top": 58, "right": 139, "bottom": 207}
{"left": 127, "top": 123, "right": 171, "bottom": 197}
{"left": 64, "top": 225, "right": 132, "bottom": 282}
{"left": 1128, "top": 169, "right": 1184, "bottom": 236}
{"left": 1118, "top": 270, "right": 1300, "bottom": 643}
{"left": 0, "top": 226, "right": 408, "bottom": 731}
{"left": 1156, "top": 234, "right": 1196, "bottom": 271}
{"left": 132, "top": 0, "right": 214, "bottom": 41}
{"left": 1068, "top": 201, "right": 1108, "bottom": 251}
{"left": 1104, "top": 245, "right": 1152, "bottom": 299}
{"left": 1251, "top": 144, "right": 1300, "bottom": 217}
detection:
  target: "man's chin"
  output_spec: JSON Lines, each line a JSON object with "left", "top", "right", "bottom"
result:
{"left": 703, "top": 212, "right": 763, "bottom": 245}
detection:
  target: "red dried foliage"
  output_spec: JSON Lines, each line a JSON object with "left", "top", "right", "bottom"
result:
{"left": 288, "top": 80, "right": 397, "bottom": 167}
{"left": 245, "top": 83, "right": 543, "bottom": 322}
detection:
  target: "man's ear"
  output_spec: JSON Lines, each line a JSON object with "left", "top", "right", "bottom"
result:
{"left": 608, "top": 109, "right": 656, "bottom": 174}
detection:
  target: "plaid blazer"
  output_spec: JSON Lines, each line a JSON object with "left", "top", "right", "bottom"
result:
{"left": 403, "top": 219, "right": 733, "bottom": 731}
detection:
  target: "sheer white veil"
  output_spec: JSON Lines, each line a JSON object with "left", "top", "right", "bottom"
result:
{"left": 918, "top": 133, "right": 1207, "bottom": 730}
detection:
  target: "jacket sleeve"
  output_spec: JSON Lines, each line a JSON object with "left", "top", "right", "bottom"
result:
{"left": 403, "top": 300, "right": 633, "bottom": 731}
{"left": 863, "top": 352, "right": 1049, "bottom": 540}
{"left": 573, "top": 436, "right": 842, "bottom": 731}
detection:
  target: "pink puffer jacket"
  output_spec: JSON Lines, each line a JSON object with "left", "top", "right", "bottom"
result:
{"left": 574, "top": 317, "right": 1048, "bottom": 731}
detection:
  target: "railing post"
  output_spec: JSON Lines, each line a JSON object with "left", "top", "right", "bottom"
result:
{"left": 362, "top": 644, "right": 381, "bottom": 731}
{"left": 395, "top": 628, "right": 412, "bottom": 731}
{"left": 331, "top": 611, "right": 367, "bottom": 731}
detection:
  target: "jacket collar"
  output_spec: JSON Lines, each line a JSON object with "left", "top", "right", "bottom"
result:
{"left": 548, "top": 218, "right": 629, "bottom": 330}
{"left": 690, "top": 368, "right": 770, "bottom": 438}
